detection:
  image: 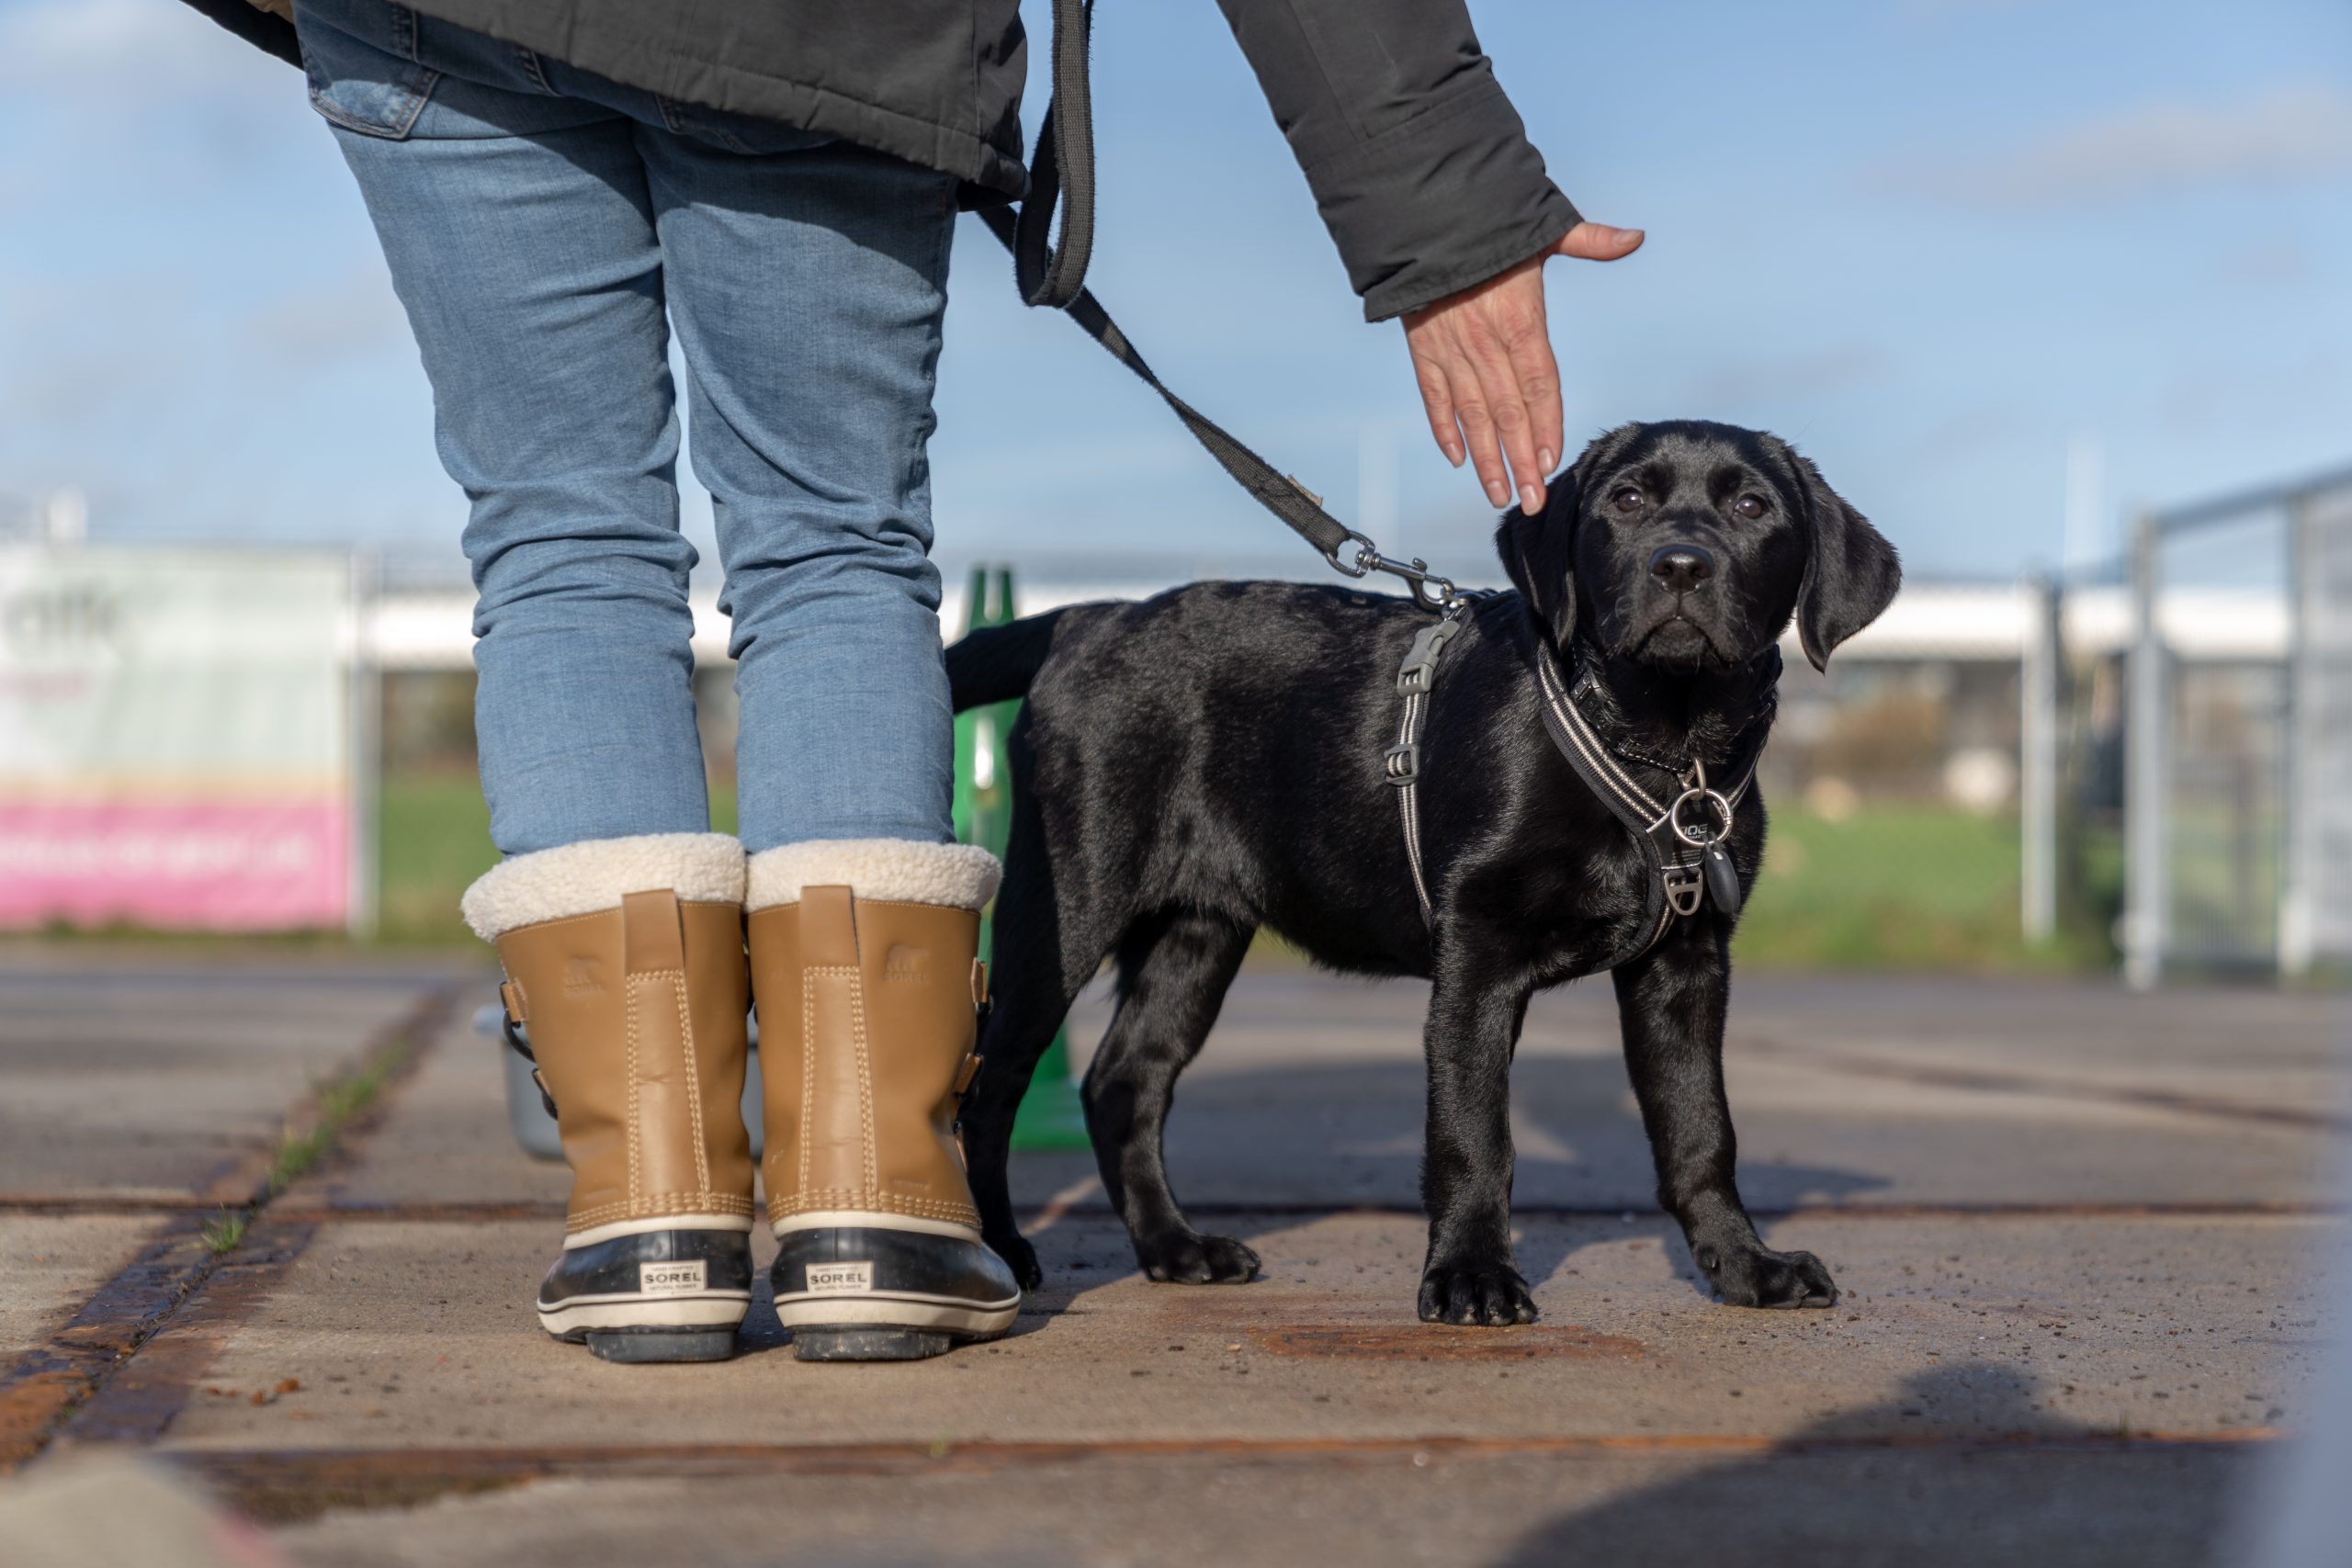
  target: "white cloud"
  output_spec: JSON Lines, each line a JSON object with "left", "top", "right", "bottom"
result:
{"left": 1868, "top": 83, "right": 2352, "bottom": 206}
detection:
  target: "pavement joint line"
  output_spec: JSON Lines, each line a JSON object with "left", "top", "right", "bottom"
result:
{"left": 1735, "top": 1033, "right": 2351, "bottom": 1134}
{"left": 167, "top": 1427, "right": 2290, "bottom": 1522}
{"left": 222, "top": 1199, "right": 2347, "bottom": 1225}
{"left": 0, "top": 985, "right": 459, "bottom": 1475}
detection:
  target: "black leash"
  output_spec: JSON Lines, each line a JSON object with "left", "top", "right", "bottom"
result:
{"left": 983, "top": 0, "right": 1463, "bottom": 612}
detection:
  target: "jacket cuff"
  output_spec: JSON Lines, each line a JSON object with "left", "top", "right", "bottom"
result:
{"left": 1302, "top": 73, "right": 1580, "bottom": 323}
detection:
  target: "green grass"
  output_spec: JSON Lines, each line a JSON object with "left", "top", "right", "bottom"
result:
{"left": 379, "top": 777, "right": 2112, "bottom": 971}
{"left": 199, "top": 1209, "right": 251, "bottom": 1256}
{"left": 377, "top": 770, "right": 736, "bottom": 946}
{"left": 376, "top": 773, "right": 496, "bottom": 946}
{"left": 1733, "top": 807, "right": 2113, "bottom": 972}
{"left": 197, "top": 1028, "right": 424, "bottom": 1256}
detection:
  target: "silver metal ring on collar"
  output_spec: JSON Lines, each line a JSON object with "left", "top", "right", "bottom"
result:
{"left": 1667, "top": 786, "right": 1735, "bottom": 847}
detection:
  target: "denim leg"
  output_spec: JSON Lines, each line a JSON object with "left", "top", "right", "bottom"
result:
{"left": 298, "top": 0, "right": 712, "bottom": 857}
{"left": 636, "top": 130, "right": 960, "bottom": 853}
{"left": 324, "top": 118, "right": 712, "bottom": 855}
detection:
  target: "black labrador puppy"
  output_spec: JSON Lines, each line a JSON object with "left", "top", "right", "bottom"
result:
{"left": 947, "top": 421, "right": 1900, "bottom": 1324}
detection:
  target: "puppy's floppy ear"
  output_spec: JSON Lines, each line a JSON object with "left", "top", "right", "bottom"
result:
{"left": 1790, "top": 449, "right": 1900, "bottom": 671}
{"left": 1496, "top": 467, "right": 1580, "bottom": 653}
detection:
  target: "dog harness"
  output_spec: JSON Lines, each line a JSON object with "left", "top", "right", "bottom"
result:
{"left": 1387, "top": 612, "right": 1779, "bottom": 970}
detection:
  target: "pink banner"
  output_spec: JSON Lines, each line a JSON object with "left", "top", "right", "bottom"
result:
{"left": 0, "top": 800, "right": 349, "bottom": 931}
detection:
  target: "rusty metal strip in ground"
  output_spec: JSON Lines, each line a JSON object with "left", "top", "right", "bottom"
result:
{"left": 1735, "top": 1034, "right": 2350, "bottom": 1134}
{"left": 176, "top": 1427, "right": 2286, "bottom": 1523}
{"left": 0, "top": 986, "right": 457, "bottom": 1474}
{"left": 0, "top": 1195, "right": 224, "bottom": 1214}
{"left": 265, "top": 1200, "right": 568, "bottom": 1224}
{"left": 53, "top": 1221, "right": 319, "bottom": 1451}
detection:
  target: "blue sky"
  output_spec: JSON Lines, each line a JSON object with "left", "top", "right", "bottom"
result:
{"left": 0, "top": 0, "right": 2346, "bottom": 587}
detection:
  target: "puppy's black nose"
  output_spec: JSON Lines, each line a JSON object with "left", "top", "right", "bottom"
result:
{"left": 1649, "top": 545, "right": 1715, "bottom": 596}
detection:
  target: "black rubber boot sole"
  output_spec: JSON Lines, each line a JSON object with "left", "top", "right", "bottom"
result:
{"left": 567, "top": 1325, "right": 739, "bottom": 1364}
{"left": 790, "top": 1326, "right": 958, "bottom": 1362}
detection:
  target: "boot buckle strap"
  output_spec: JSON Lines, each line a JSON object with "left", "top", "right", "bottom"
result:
{"left": 500, "top": 977, "right": 527, "bottom": 1024}
{"left": 954, "top": 1052, "right": 984, "bottom": 1096}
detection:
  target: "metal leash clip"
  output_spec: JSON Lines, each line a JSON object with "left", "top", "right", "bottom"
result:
{"left": 1324, "top": 526, "right": 1464, "bottom": 615}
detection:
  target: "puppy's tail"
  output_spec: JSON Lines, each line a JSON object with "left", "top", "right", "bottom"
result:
{"left": 946, "top": 609, "right": 1069, "bottom": 712}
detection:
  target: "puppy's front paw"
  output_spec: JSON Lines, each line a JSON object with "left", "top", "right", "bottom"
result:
{"left": 985, "top": 1228, "right": 1044, "bottom": 1292}
{"left": 1694, "top": 1241, "right": 1837, "bottom": 1309}
{"left": 1137, "top": 1232, "right": 1260, "bottom": 1284}
{"left": 1417, "top": 1262, "right": 1539, "bottom": 1326}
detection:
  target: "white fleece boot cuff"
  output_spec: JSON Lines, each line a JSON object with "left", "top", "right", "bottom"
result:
{"left": 745, "top": 839, "right": 1001, "bottom": 913}
{"left": 460, "top": 832, "right": 747, "bottom": 942}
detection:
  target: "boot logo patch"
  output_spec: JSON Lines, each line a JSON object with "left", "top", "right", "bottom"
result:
{"left": 562, "top": 958, "right": 606, "bottom": 997}
{"left": 882, "top": 945, "right": 929, "bottom": 983}
{"left": 805, "top": 1261, "right": 875, "bottom": 1295}
{"left": 639, "top": 1260, "right": 707, "bottom": 1295}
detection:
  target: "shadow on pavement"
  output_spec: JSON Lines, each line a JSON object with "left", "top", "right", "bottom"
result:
{"left": 1487, "top": 1363, "right": 2251, "bottom": 1568}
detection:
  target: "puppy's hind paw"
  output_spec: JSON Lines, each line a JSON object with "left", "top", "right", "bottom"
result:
{"left": 1417, "top": 1263, "right": 1539, "bottom": 1326}
{"left": 1696, "top": 1242, "right": 1838, "bottom": 1310}
{"left": 1138, "top": 1232, "right": 1261, "bottom": 1285}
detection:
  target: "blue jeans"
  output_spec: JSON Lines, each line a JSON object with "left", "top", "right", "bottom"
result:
{"left": 293, "top": 0, "right": 960, "bottom": 857}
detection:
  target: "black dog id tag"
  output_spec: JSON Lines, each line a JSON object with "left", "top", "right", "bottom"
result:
{"left": 1701, "top": 841, "right": 1742, "bottom": 917}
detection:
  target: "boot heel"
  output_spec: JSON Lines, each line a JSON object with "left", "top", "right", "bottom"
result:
{"left": 583, "top": 1326, "right": 739, "bottom": 1363}
{"left": 791, "top": 1327, "right": 955, "bottom": 1362}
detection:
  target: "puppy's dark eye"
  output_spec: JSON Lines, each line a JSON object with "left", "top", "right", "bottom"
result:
{"left": 1612, "top": 488, "right": 1645, "bottom": 513}
{"left": 1734, "top": 494, "right": 1770, "bottom": 520}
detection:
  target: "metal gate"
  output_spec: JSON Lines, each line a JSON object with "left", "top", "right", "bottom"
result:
{"left": 2125, "top": 464, "right": 2352, "bottom": 985}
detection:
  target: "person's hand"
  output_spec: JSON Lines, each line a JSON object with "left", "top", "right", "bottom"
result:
{"left": 1403, "top": 221, "right": 1644, "bottom": 514}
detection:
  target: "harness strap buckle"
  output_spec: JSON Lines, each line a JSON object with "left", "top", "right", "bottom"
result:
{"left": 1663, "top": 863, "right": 1705, "bottom": 918}
{"left": 1396, "top": 617, "right": 1463, "bottom": 694}
{"left": 1384, "top": 742, "right": 1420, "bottom": 786}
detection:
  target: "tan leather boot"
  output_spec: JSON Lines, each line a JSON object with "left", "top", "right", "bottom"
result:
{"left": 745, "top": 840, "right": 1021, "bottom": 1360}
{"left": 464, "top": 833, "right": 755, "bottom": 1363}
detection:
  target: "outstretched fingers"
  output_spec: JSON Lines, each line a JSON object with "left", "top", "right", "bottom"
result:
{"left": 1403, "top": 222, "right": 1641, "bottom": 516}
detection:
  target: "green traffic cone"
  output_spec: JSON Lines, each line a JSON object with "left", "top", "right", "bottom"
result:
{"left": 955, "top": 565, "right": 1090, "bottom": 1153}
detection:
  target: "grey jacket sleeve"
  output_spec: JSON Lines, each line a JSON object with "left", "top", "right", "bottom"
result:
{"left": 1214, "top": 0, "right": 1579, "bottom": 322}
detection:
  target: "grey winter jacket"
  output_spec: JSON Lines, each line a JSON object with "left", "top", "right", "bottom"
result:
{"left": 189, "top": 0, "right": 1580, "bottom": 321}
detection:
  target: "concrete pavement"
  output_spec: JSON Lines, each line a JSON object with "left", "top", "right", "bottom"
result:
{"left": 0, "top": 950, "right": 2341, "bottom": 1565}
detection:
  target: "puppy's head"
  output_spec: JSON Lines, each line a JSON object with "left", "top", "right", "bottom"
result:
{"left": 1498, "top": 421, "right": 1899, "bottom": 672}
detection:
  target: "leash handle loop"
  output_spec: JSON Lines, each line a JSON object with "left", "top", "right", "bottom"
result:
{"left": 989, "top": 0, "right": 1455, "bottom": 607}
{"left": 1014, "top": 0, "right": 1096, "bottom": 308}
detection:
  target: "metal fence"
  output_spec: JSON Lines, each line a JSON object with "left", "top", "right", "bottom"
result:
{"left": 2123, "top": 464, "right": 2352, "bottom": 986}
